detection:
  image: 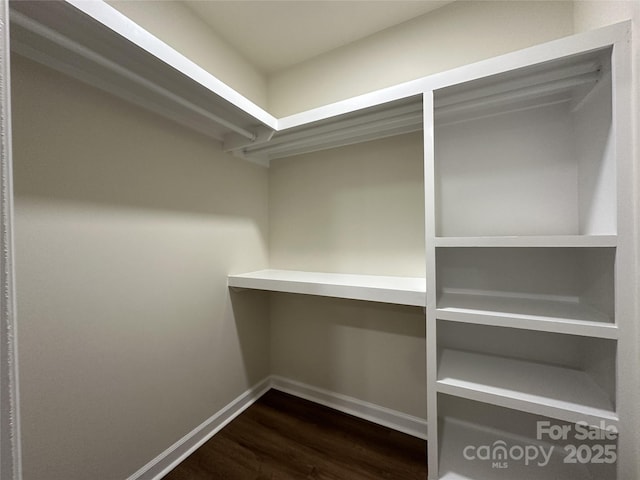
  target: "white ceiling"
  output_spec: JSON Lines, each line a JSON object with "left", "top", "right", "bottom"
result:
{"left": 184, "top": 1, "right": 454, "bottom": 74}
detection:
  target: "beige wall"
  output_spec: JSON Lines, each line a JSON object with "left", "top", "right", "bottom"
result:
{"left": 271, "top": 294, "right": 426, "bottom": 418}
{"left": 269, "top": 133, "right": 425, "bottom": 276}
{"left": 268, "top": 1, "right": 574, "bottom": 116}
{"left": 573, "top": 0, "right": 637, "bottom": 32}
{"left": 12, "top": 55, "right": 270, "bottom": 480}
{"left": 107, "top": 0, "right": 268, "bottom": 109}
{"left": 268, "top": 133, "right": 426, "bottom": 416}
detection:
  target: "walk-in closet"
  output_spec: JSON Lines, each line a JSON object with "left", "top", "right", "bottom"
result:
{"left": 1, "top": 2, "right": 638, "bottom": 480}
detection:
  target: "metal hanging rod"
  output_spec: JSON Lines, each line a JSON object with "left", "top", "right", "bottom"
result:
{"left": 249, "top": 111, "right": 423, "bottom": 158}
{"left": 435, "top": 71, "right": 601, "bottom": 117}
{"left": 435, "top": 60, "right": 601, "bottom": 109}
{"left": 244, "top": 102, "right": 423, "bottom": 157}
{"left": 244, "top": 68, "right": 601, "bottom": 161}
{"left": 245, "top": 67, "right": 601, "bottom": 161}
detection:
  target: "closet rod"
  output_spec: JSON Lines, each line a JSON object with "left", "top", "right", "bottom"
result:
{"left": 435, "top": 60, "right": 600, "bottom": 109}
{"left": 10, "top": 11, "right": 257, "bottom": 141}
{"left": 246, "top": 72, "right": 599, "bottom": 160}
{"left": 246, "top": 113, "right": 422, "bottom": 157}
{"left": 435, "top": 72, "right": 600, "bottom": 117}
{"left": 244, "top": 103, "right": 423, "bottom": 156}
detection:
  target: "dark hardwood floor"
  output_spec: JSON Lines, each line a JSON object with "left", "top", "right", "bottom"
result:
{"left": 162, "top": 389, "right": 427, "bottom": 479}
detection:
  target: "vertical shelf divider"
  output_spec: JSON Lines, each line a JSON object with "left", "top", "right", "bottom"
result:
{"left": 609, "top": 27, "right": 636, "bottom": 480}
{"left": 423, "top": 91, "right": 439, "bottom": 480}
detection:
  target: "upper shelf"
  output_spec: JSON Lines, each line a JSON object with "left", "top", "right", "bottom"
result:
{"left": 8, "top": 0, "right": 424, "bottom": 166}
{"left": 9, "top": 0, "right": 277, "bottom": 143}
{"left": 234, "top": 95, "right": 424, "bottom": 162}
{"left": 9, "top": 1, "right": 630, "bottom": 166}
{"left": 228, "top": 269, "right": 426, "bottom": 307}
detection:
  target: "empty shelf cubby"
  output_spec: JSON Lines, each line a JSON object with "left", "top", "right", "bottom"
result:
{"left": 436, "top": 321, "right": 616, "bottom": 425}
{"left": 435, "top": 247, "right": 615, "bottom": 336}
{"left": 433, "top": 48, "right": 615, "bottom": 238}
{"left": 437, "top": 394, "right": 618, "bottom": 480}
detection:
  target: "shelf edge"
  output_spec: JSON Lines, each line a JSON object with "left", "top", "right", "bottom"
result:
{"left": 434, "top": 235, "right": 617, "bottom": 248}
{"left": 436, "top": 382, "right": 618, "bottom": 427}
{"left": 436, "top": 309, "right": 618, "bottom": 339}
{"left": 228, "top": 271, "right": 427, "bottom": 307}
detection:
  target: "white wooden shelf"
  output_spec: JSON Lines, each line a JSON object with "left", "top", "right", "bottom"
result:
{"left": 9, "top": 0, "right": 277, "bottom": 149}
{"left": 228, "top": 269, "right": 426, "bottom": 307}
{"left": 434, "top": 235, "right": 617, "bottom": 248}
{"left": 8, "top": 1, "right": 427, "bottom": 166}
{"left": 428, "top": 23, "right": 632, "bottom": 477}
{"left": 437, "top": 292, "right": 616, "bottom": 339}
{"left": 437, "top": 349, "right": 617, "bottom": 426}
{"left": 438, "top": 417, "right": 600, "bottom": 480}
{"left": 11, "top": 3, "right": 628, "bottom": 168}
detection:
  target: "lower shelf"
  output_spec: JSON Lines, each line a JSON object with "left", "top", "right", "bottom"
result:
{"left": 438, "top": 395, "right": 618, "bottom": 480}
{"left": 228, "top": 269, "right": 426, "bottom": 306}
{"left": 437, "top": 349, "right": 617, "bottom": 426}
{"left": 438, "top": 417, "right": 608, "bottom": 480}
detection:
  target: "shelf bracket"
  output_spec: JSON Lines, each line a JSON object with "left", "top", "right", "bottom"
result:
{"left": 224, "top": 126, "right": 275, "bottom": 153}
{"left": 224, "top": 126, "right": 275, "bottom": 166}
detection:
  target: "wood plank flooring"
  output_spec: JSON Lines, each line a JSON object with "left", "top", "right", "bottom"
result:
{"left": 162, "top": 389, "right": 427, "bottom": 479}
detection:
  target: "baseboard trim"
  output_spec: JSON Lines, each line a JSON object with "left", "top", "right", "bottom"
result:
{"left": 126, "top": 377, "right": 272, "bottom": 480}
{"left": 270, "top": 375, "right": 428, "bottom": 440}
{"left": 127, "top": 375, "right": 427, "bottom": 479}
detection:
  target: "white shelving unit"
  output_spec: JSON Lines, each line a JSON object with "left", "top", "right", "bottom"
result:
{"left": 228, "top": 269, "right": 426, "bottom": 307}
{"left": 5, "top": 3, "right": 635, "bottom": 480}
{"left": 425, "top": 22, "right": 632, "bottom": 480}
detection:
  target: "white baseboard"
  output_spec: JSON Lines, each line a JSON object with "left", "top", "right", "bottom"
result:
{"left": 270, "top": 375, "right": 428, "bottom": 440}
{"left": 126, "top": 375, "right": 427, "bottom": 480}
{"left": 126, "top": 377, "right": 272, "bottom": 480}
